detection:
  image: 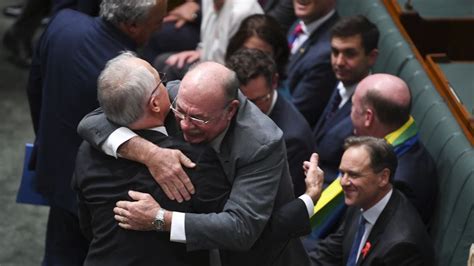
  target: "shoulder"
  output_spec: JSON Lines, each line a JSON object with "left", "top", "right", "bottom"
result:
{"left": 271, "top": 96, "right": 313, "bottom": 140}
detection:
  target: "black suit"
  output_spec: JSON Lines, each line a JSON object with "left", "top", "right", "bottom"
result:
{"left": 308, "top": 190, "right": 434, "bottom": 266}
{"left": 312, "top": 88, "right": 353, "bottom": 183}
{"left": 73, "top": 130, "right": 231, "bottom": 266}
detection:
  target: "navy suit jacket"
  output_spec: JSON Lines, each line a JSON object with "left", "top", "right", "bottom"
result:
{"left": 286, "top": 13, "right": 339, "bottom": 127}
{"left": 393, "top": 140, "right": 437, "bottom": 224}
{"left": 26, "top": 9, "right": 137, "bottom": 213}
{"left": 309, "top": 190, "right": 435, "bottom": 266}
{"left": 312, "top": 88, "right": 353, "bottom": 183}
{"left": 270, "top": 94, "right": 313, "bottom": 196}
{"left": 73, "top": 130, "right": 231, "bottom": 266}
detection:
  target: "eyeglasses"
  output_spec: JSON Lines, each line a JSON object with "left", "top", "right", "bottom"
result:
{"left": 149, "top": 72, "right": 167, "bottom": 99}
{"left": 170, "top": 97, "right": 230, "bottom": 125}
{"left": 248, "top": 91, "right": 272, "bottom": 105}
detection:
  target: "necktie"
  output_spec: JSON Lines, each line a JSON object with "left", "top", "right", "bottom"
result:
{"left": 326, "top": 90, "right": 342, "bottom": 121}
{"left": 288, "top": 23, "right": 304, "bottom": 49}
{"left": 347, "top": 215, "right": 366, "bottom": 266}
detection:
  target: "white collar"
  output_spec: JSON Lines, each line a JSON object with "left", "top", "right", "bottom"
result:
{"left": 361, "top": 189, "right": 393, "bottom": 225}
{"left": 301, "top": 9, "right": 336, "bottom": 36}
{"left": 147, "top": 126, "right": 168, "bottom": 136}
{"left": 266, "top": 91, "right": 278, "bottom": 115}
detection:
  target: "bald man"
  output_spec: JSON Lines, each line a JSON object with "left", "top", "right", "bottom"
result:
{"left": 351, "top": 73, "right": 437, "bottom": 224}
{"left": 77, "top": 61, "right": 311, "bottom": 265}
{"left": 73, "top": 52, "right": 232, "bottom": 266}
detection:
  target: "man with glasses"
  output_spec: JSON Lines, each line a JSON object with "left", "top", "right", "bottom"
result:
{"left": 73, "top": 52, "right": 233, "bottom": 265}
{"left": 78, "top": 61, "right": 313, "bottom": 265}
{"left": 26, "top": 1, "right": 168, "bottom": 264}
{"left": 226, "top": 48, "right": 313, "bottom": 196}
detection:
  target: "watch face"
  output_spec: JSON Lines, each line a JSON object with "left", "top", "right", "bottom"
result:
{"left": 153, "top": 219, "right": 164, "bottom": 231}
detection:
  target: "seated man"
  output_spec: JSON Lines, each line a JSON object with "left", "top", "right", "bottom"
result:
{"left": 72, "top": 52, "right": 231, "bottom": 265}
{"left": 226, "top": 48, "right": 313, "bottom": 196}
{"left": 308, "top": 136, "right": 434, "bottom": 265}
{"left": 351, "top": 74, "right": 437, "bottom": 224}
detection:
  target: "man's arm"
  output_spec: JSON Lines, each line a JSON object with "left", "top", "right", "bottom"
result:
{"left": 77, "top": 108, "right": 195, "bottom": 202}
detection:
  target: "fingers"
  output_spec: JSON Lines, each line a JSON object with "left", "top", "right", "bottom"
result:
{"left": 128, "top": 190, "right": 150, "bottom": 201}
{"left": 179, "top": 152, "right": 196, "bottom": 168}
{"left": 175, "top": 19, "right": 186, "bottom": 28}
{"left": 309, "top": 153, "right": 319, "bottom": 165}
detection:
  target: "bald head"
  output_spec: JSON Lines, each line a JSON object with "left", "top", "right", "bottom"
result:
{"left": 351, "top": 74, "right": 412, "bottom": 136}
{"left": 174, "top": 61, "right": 240, "bottom": 143}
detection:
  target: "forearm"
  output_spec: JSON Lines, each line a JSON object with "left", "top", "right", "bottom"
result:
{"left": 117, "top": 136, "right": 161, "bottom": 165}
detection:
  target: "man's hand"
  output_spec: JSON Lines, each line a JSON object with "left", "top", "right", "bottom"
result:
{"left": 147, "top": 146, "right": 196, "bottom": 202}
{"left": 303, "top": 153, "right": 324, "bottom": 204}
{"left": 118, "top": 136, "right": 196, "bottom": 203}
{"left": 163, "top": 1, "right": 200, "bottom": 28}
{"left": 165, "top": 50, "right": 201, "bottom": 69}
{"left": 114, "top": 191, "right": 160, "bottom": 231}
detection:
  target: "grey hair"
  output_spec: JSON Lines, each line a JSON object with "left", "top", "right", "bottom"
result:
{"left": 97, "top": 51, "right": 156, "bottom": 126}
{"left": 100, "top": 0, "right": 157, "bottom": 27}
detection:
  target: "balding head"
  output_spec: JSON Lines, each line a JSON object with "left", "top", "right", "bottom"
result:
{"left": 174, "top": 62, "right": 240, "bottom": 143}
{"left": 351, "top": 74, "right": 412, "bottom": 137}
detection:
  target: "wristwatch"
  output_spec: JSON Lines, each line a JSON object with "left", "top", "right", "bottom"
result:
{"left": 152, "top": 208, "right": 165, "bottom": 232}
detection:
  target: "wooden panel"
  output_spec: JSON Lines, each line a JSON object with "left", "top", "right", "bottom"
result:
{"left": 425, "top": 54, "right": 474, "bottom": 144}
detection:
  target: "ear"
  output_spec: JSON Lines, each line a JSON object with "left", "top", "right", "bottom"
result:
{"left": 225, "top": 99, "right": 240, "bottom": 121}
{"left": 378, "top": 168, "right": 391, "bottom": 187}
{"left": 364, "top": 108, "right": 374, "bottom": 127}
{"left": 368, "top": 49, "right": 379, "bottom": 67}
{"left": 149, "top": 95, "right": 161, "bottom": 113}
{"left": 271, "top": 73, "right": 279, "bottom": 90}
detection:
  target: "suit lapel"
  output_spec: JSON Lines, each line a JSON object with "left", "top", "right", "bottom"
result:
{"left": 313, "top": 95, "right": 351, "bottom": 142}
{"left": 287, "top": 13, "right": 339, "bottom": 71}
{"left": 358, "top": 192, "right": 400, "bottom": 265}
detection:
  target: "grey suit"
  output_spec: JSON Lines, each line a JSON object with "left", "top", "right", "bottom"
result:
{"left": 77, "top": 82, "right": 309, "bottom": 266}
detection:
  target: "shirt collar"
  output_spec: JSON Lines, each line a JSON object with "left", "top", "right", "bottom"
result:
{"left": 301, "top": 9, "right": 336, "bottom": 36}
{"left": 147, "top": 126, "right": 168, "bottom": 136}
{"left": 337, "top": 81, "right": 357, "bottom": 108}
{"left": 210, "top": 125, "right": 229, "bottom": 153}
{"left": 361, "top": 189, "right": 393, "bottom": 225}
{"left": 266, "top": 91, "right": 278, "bottom": 115}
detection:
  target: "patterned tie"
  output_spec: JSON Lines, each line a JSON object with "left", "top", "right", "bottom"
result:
{"left": 288, "top": 23, "right": 304, "bottom": 49}
{"left": 326, "top": 90, "right": 342, "bottom": 121}
{"left": 347, "top": 215, "right": 366, "bottom": 266}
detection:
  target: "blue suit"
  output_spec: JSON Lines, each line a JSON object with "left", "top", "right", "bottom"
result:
{"left": 286, "top": 13, "right": 339, "bottom": 127}
{"left": 312, "top": 88, "right": 353, "bottom": 184}
{"left": 27, "top": 9, "right": 137, "bottom": 265}
{"left": 270, "top": 94, "right": 313, "bottom": 196}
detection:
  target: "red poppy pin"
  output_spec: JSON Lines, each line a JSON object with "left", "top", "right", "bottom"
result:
{"left": 361, "top": 242, "right": 371, "bottom": 259}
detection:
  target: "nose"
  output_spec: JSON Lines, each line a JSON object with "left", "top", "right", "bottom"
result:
{"left": 180, "top": 116, "right": 196, "bottom": 130}
{"left": 334, "top": 54, "right": 345, "bottom": 66}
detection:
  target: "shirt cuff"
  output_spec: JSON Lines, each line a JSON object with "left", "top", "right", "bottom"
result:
{"left": 101, "top": 127, "right": 137, "bottom": 158}
{"left": 170, "top": 212, "right": 186, "bottom": 243}
{"left": 298, "top": 194, "right": 315, "bottom": 218}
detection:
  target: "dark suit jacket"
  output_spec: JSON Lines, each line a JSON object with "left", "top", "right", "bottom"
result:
{"left": 286, "top": 13, "right": 339, "bottom": 127}
{"left": 73, "top": 130, "right": 231, "bottom": 266}
{"left": 312, "top": 88, "right": 353, "bottom": 183}
{"left": 27, "top": 9, "right": 137, "bottom": 213}
{"left": 393, "top": 140, "right": 437, "bottom": 224}
{"left": 270, "top": 94, "right": 314, "bottom": 196}
{"left": 309, "top": 189, "right": 435, "bottom": 266}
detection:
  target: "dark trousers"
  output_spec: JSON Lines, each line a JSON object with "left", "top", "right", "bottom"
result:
{"left": 42, "top": 206, "right": 89, "bottom": 266}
